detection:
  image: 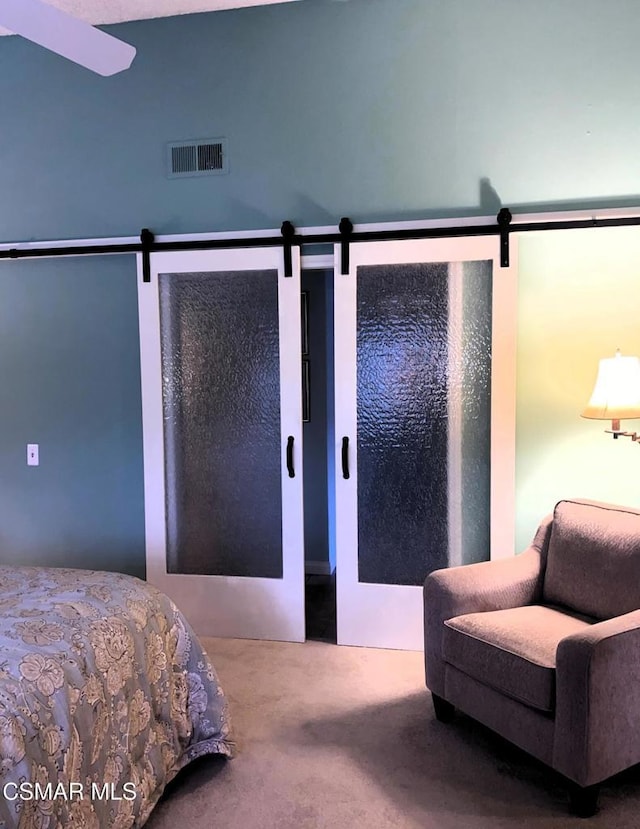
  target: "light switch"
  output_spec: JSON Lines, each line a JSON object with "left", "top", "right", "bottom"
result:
{"left": 27, "top": 444, "right": 39, "bottom": 466}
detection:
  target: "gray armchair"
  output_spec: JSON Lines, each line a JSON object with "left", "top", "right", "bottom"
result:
{"left": 424, "top": 498, "right": 640, "bottom": 817}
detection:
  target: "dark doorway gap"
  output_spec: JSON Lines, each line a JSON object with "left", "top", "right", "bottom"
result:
{"left": 305, "top": 574, "right": 336, "bottom": 642}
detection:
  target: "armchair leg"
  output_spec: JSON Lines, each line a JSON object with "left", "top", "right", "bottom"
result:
{"left": 432, "top": 693, "right": 455, "bottom": 723}
{"left": 568, "top": 783, "right": 600, "bottom": 818}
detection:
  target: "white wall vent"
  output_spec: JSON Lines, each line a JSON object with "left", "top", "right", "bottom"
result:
{"left": 167, "top": 138, "right": 228, "bottom": 178}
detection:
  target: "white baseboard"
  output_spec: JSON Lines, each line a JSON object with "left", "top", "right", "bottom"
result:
{"left": 304, "top": 560, "right": 332, "bottom": 576}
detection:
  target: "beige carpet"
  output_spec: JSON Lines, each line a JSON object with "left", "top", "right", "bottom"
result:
{"left": 145, "top": 637, "right": 640, "bottom": 828}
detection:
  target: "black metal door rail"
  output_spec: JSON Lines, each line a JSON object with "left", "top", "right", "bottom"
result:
{"left": 2, "top": 208, "right": 640, "bottom": 281}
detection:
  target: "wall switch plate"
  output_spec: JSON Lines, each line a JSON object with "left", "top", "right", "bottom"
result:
{"left": 27, "top": 444, "right": 39, "bottom": 466}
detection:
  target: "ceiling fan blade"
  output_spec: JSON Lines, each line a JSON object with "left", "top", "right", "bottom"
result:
{"left": 0, "top": 0, "right": 136, "bottom": 76}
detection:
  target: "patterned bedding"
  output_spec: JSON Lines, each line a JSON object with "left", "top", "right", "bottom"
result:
{"left": 0, "top": 566, "right": 233, "bottom": 828}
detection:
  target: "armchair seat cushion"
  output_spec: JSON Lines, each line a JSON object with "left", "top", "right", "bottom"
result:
{"left": 443, "top": 605, "right": 594, "bottom": 713}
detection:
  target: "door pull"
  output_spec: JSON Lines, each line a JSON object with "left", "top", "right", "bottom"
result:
{"left": 286, "top": 435, "right": 295, "bottom": 478}
{"left": 341, "top": 436, "right": 350, "bottom": 479}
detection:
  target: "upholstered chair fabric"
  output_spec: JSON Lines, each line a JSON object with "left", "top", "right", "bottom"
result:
{"left": 424, "top": 497, "right": 640, "bottom": 799}
{"left": 554, "top": 607, "right": 640, "bottom": 785}
{"left": 443, "top": 605, "right": 594, "bottom": 713}
{"left": 543, "top": 499, "right": 640, "bottom": 620}
{"left": 424, "top": 515, "right": 551, "bottom": 698}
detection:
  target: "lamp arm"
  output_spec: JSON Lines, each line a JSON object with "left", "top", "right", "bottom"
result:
{"left": 606, "top": 427, "right": 640, "bottom": 443}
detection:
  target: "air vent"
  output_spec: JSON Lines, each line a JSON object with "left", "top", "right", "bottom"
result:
{"left": 167, "top": 138, "right": 228, "bottom": 178}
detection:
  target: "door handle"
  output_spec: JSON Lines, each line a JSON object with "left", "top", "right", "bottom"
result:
{"left": 341, "top": 436, "right": 350, "bottom": 479}
{"left": 286, "top": 435, "right": 295, "bottom": 478}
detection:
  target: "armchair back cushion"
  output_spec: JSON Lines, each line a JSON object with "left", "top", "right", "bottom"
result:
{"left": 543, "top": 499, "right": 640, "bottom": 620}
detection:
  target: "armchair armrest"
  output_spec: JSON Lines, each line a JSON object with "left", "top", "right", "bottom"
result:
{"left": 554, "top": 609, "right": 640, "bottom": 787}
{"left": 424, "top": 548, "right": 546, "bottom": 617}
{"left": 423, "top": 515, "right": 551, "bottom": 697}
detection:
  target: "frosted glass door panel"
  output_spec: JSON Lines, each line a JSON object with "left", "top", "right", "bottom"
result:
{"left": 159, "top": 270, "right": 282, "bottom": 578}
{"left": 356, "top": 262, "right": 450, "bottom": 585}
{"left": 459, "top": 261, "right": 493, "bottom": 567}
{"left": 356, "top": 260, "right": 492, "bottom": 586}
{"left": 138, "top": 247, "right": 305, "bottom": 642}
{"left": 334, "top": 237, "right": 517, "bottom": 650}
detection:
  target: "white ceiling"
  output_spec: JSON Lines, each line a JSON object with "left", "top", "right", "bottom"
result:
{"left": 0, "top": 0, "right": 300, "bottom": 36}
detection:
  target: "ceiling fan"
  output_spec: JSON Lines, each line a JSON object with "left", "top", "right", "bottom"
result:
{"left": 0, "top": 0, "right": 136, "bottom": 76}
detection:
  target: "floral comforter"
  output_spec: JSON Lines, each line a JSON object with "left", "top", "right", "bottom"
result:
{"left": 0, "top": 566, "right": 233, "bottom": 828}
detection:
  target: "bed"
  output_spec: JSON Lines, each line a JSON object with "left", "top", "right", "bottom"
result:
{"left": 0, "top": 565, "right": 233, "bottom": 828}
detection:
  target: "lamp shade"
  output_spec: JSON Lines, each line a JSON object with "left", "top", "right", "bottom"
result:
{"left": 581, "top": 350, "right": 640, "bottom": 420}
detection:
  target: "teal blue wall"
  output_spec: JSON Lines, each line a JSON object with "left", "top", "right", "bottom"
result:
{"left": 0, "top": 256, "right": 144, "bottom": 576}
{"left": 3, "top": 0, "right": 640, "bottom": 243}
{"left": 1, "top": 0, "right": 639, "bottom": 574}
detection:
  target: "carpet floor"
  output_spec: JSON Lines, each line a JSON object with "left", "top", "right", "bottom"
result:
{"left": 145, "top": 637, "right": 640, "bottom": 828}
